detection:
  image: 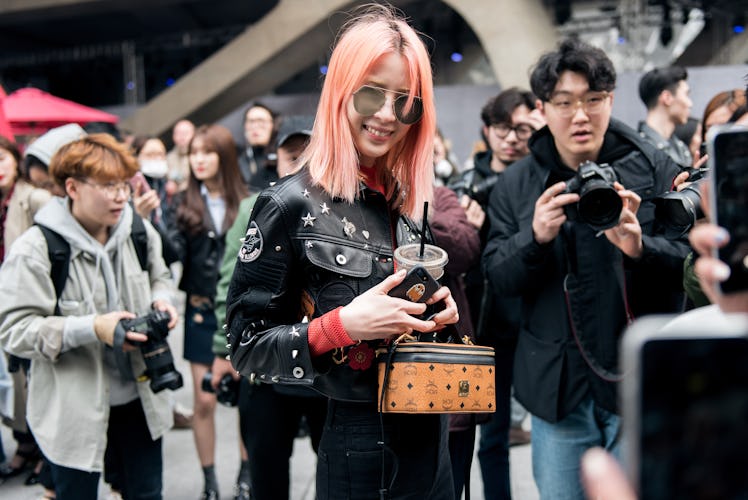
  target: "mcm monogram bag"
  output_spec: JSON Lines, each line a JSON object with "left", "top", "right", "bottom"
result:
{"left": 377, "top": 334, "right": 496, "bottom": 414}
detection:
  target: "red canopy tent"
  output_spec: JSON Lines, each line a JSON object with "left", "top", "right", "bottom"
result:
{"left": 0, "top": 85, "right": 15, "bottom": 141}
{"left": 2, "top": 87, "right": 119, "bottom": 136}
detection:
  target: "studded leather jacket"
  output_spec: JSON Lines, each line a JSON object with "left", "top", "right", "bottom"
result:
{"left": 225, "top": 167, "right": 432, "bottom": 402}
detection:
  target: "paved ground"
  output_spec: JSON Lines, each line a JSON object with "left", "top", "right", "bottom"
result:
{"left": 0, "top": 289, "right": 539, "bottom": 499}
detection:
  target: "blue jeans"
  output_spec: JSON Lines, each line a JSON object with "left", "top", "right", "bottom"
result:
{"left": 531, "top": 395, "right": 621, "bottom": 500}
{"left": 477, "top": 339, "right": 514, "bottom": 500}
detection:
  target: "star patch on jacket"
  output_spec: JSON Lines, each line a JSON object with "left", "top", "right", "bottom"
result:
{"left": 239, "top": 221, "right": 263, "bottom": 263}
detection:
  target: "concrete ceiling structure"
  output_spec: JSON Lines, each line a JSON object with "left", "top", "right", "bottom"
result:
{"left": 1, "top": 0, "right": 746, "bottom": 139}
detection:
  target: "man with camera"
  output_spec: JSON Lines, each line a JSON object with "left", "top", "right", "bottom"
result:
{"left": 482, "top": 38, "right": 690, "bottom": 499}
{"left": 0, "top": 134, "right": 178, "bottom": 500}
{"left": 450, "top": 87, "right": 543, "bottom": 500}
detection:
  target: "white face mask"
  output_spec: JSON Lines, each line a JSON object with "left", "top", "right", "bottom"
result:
{"left": 140, "top": 159, "right": 169, "bottom": 179}
{"left": 434, "top": 159, "right": 454, "bottom": 179}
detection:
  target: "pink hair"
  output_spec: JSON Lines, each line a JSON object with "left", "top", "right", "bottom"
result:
{"left": 299, "top": 4, "right": 435, "bottom": 220}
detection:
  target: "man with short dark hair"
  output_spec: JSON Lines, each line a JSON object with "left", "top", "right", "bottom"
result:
{"left": 637, "top": 66, "right": 693, "bottom": 167}
{"left": 483, "top": 38, "right": 689, "bottom": 499}
{"left": 454, "top": 88, "right": 544, "bottom": 500}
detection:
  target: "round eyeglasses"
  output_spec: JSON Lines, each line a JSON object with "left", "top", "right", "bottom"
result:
{"left": 352, "top": 85, "right": 423, "bottom": 125}
{"left": 490, "top": 123, "right": 535, "bottom": 141}
{"left": 79, "top": 179, "right": 132, "bottom": 200}
{"left": 546, "top": 91, "right": 610, "bottom": 118}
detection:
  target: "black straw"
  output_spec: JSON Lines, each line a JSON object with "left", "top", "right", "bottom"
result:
{"left": 419, "top": 201, "right": 428, "bottom": 258}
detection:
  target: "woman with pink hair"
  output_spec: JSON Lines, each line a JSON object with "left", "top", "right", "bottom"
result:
{"left": 225, "top": 4, "right": 459, "bottom": 499}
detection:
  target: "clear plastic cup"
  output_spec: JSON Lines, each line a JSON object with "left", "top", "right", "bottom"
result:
{"left": 393, "top": 243, "right": 449, "bottom": 281}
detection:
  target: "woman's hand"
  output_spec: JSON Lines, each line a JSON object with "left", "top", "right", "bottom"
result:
{"left": 211, "top": 356, "right": 240, "bottom": 389}
{"left": 340, "top": 270, "right": 447, "bottom": 342}
{"left": 132, "top": 188, "right": 160, "bottom": 219}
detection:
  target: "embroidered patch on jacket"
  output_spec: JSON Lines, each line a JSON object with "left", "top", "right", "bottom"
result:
{"left": 238, "top": 221, "right": 263, "bottom": 263}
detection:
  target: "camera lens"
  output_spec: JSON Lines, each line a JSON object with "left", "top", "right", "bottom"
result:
{"left": 577, "top": 181, "right": 623, "bottom": 231}
{"left": 654, "top": 184, "right": 703, "bottom": 232}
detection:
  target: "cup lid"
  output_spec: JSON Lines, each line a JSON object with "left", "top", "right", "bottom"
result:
{"left": 394, "top": 243, "right": 449, "bottom": 271}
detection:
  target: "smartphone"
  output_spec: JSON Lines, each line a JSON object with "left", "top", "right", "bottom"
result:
{"left": 707, "top": 125, "right": 748, "bottom": 293}
{"left": 621, "top": 315, "right": 748, "bottom": 499}
{"left": 130, "top": 171, "right": 152, "bottom": 194}
{"left": 388, "top": 265, "right": 440, "bottom": 303}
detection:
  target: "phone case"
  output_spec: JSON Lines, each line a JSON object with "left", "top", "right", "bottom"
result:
{"left": 621, "top": 315, "right": 748, "bottom": 498}
{"left": 707, "top": 125, "right": 748, "bottom": 293}
{"left": 388, "top": 265, "right": 439, "bottom": 303}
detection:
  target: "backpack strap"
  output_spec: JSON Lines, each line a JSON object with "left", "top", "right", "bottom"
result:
{"left": 38, "top": 213, "right": 149, "bottom": 316}
{"left": 38, "top": 224, "right": 70, "bottom": 316}
{"left": 130, "top": 212, "right": 149, "bottom": 271}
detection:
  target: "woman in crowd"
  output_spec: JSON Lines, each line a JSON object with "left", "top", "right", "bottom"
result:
{"left": 701, "top": 88, "right": 746, "bottom": 140}
{"left": 225, "top": 5, "right": 459, "bottom": 499}
{"left": 0, "top": 134, "right": 177, "bottom": 499}
{"left": 167, "top": 124, "right": 248, "bottom": 500}
{"left": 0, "top": 135, "right": 52, "bottom": 486}
{"left": 131, "top": 136, "right": 170, "bottom": 219}
{"left": 239, "top": 102, "right": 280, "bottom": 193}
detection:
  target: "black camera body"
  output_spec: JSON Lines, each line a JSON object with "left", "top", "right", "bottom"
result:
{"left": 201, "top": 371, "right": 240, "bottom": 407}
{"left": 119, "top": 310, "right": 183, "bottom": 393}
{"left": 562, "top": 160, "right": 622, "bottom": 232}
{"left": 654, "top": 167, "right": 707, "bottom": 235}
{"left": 447, "top": 172, "right": 498, "bottom": 206}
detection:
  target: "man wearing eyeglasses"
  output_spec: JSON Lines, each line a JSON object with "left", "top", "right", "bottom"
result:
{"left": 449, "top": 88, "right": 542, "bottom": 500}
{"left": 482, "top": 38, "right": 689, "bottom": 499}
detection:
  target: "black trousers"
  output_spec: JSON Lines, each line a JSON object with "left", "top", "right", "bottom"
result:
{"left": 316, "top": 400, "right": 454, "bottom": 500}
{"left": 50, "top": 399, "right": 163, "bottom": 500}
{"left": 239, "top": 381, "right": 327, "bottom": 500}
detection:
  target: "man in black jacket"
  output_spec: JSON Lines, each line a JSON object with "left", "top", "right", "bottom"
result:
{"left": 453, "top": 88, "right": 543, "bottom": 500}
{"left": 482, "top": 38, "right": 689, "bottom": 499}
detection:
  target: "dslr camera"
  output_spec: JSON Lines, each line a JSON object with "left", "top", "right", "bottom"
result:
{"left": 654, "top": 167, "right": 707, "bottom": 235}
{"left": 201, "top": 371, "right": 240, "bottom": 407}
{"left": 117, "top": 310, "right": 183, "bottom": 393}
{"left": 562, "top": 160, "right": 622, "bottom": 232}
{"left": 447, "top": 173, "right": 498, "bottom": 206}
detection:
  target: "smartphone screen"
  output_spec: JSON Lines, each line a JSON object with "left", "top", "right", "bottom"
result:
{"left": 708, "top": 126, "right": 748, "bottom": 293}
{"left": 622, "top": 317, "right": 748, "bottom": 499}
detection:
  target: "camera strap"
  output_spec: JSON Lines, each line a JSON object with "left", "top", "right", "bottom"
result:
{"left": 561, "top": 225, "right": 630, "bottom": 382}
{"left": 112, "top": 323, "right": 136, "bottom": 381}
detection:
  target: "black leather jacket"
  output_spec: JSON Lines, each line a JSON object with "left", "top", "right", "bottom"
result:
{"left": 167, "top": 192, "right": 226, "bottom": 300}
{"left": 226, "top": 168, "right": 432, "bottom": 402}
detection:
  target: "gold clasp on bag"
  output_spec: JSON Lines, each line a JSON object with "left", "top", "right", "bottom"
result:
{"left": 458, "top": 380, "right": 469, "bottom": 397}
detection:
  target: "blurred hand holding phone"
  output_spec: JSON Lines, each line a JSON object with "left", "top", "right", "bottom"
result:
{"left": 130, "top": 171, "right": 152, "bottom": 195}
{"left": 707, "top": 124, "right": 748, "bottom": 294}
{"left": 622, "top": 314, "right": 748, "bottom": 500}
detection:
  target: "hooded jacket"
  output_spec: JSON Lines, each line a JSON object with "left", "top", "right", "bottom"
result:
{"left": 482, "top": 118, "right": 690, "bottom": 422}
{"left": 0, "top": 198, "right": 174, "bottom": 471}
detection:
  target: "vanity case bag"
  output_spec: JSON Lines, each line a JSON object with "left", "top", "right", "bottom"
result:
{"left": 377, "top": 335, "right": 496, "bottom": 414}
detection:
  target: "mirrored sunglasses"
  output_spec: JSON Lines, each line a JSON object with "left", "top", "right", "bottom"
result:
{"left": 352, "top": 85, "right": 423, "bottom": 125}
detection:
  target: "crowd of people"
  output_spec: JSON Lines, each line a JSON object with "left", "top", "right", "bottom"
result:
{"left": 0, "top": 3, "right": 746, "bottom": 500}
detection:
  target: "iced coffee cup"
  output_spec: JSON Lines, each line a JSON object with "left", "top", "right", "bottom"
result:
{"left": 393, "top": 243, "right": 449, "bottom": 281}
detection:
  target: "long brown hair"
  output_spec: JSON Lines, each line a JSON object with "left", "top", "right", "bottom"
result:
{"left": 176, "top": 124, "right": 247, "bottom": 235}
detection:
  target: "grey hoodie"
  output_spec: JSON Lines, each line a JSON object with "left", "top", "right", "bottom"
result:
{"left": 0, "top": 197, "right": 174, "bottom": 471}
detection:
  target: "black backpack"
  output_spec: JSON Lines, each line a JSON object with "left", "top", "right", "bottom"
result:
{"left": 38, "top": 213, "right": 149, "bottom": 313}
